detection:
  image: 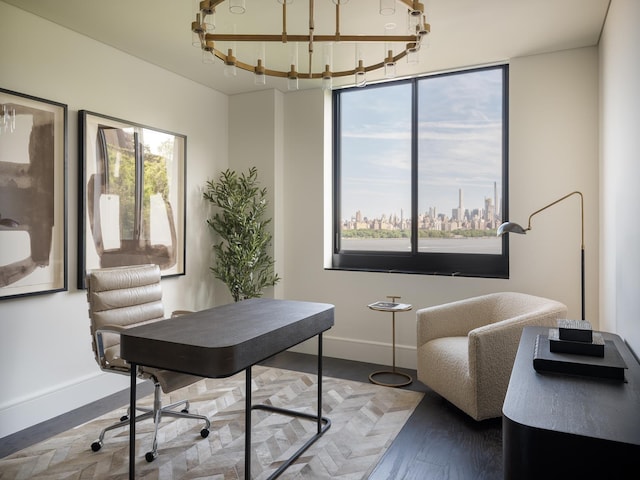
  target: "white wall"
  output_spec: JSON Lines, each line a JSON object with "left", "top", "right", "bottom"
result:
{"left": 509, "top": 48, "right": 599, "bottom": 322}
{"left": 270, "top": 47, "right": 600, "bottom": 367}
{"left": 227, "top": 90, "right": 285, "bottom": 301}
{"left": 599, "top": 0, "right": 640, "bottom": 357}
{"left": 0, "top": 3, "right": 228, "bottom": 437}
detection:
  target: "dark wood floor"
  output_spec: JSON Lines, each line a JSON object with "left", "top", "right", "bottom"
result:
{"left": 0, "top": 352, "right": 503, "bottom": 479}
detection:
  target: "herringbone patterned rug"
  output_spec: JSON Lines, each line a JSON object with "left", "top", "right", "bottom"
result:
{"left": 0, "top": 366, "right": 423, "bottom": 479}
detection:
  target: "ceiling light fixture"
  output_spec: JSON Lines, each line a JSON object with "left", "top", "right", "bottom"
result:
{"left": 192, "top": 0, "right": 430, "bottom": 89}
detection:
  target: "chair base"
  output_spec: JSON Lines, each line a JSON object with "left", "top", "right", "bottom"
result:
{"left": 91, "top": 383, "right": 210, "bottom": 461}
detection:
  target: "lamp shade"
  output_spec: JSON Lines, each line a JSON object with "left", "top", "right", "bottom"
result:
{"left": 497, "top": 222, "right": 527, "bottom": 236}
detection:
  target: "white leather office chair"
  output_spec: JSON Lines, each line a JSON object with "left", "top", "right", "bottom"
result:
{"left": 416, "top": 292, "right": 567, "bottom": 421}
{"left": 86, "top": 264, "right": 210, "bottom": 462}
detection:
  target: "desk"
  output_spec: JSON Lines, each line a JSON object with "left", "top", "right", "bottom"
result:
{"left": 121, "top": 298, "right": 334, "bottom": 479}
{"left": 503, "top": 326, "right": 640, "bottom": 478}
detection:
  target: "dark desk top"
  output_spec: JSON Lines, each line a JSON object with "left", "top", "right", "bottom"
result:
{"left": 120, "top": 298, "right": 334, "bottom": 378}
{"left": 503, "top": 326, "right": 640, "bottom": 447}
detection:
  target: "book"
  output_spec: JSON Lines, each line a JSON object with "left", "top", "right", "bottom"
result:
{"left": 368, "top": 301, "right": 412, "bottom": 312}
{"left": 558, "top": 319, "right": 594, "bottom": 342}
{"left": 548, "top": 328, "right": 605, "bottom": 357}
{"left": 533, "top": 334, "right": 627, "bottom": 381}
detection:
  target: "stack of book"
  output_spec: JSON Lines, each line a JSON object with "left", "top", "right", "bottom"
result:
{"left": 533, "top": 320, "right": 627, "bottom": 381}
{"left": 550, "top": 319, "right": 604, "bottom": 356}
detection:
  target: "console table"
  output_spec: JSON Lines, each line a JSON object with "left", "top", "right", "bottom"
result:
{"left": 120, "top": 298, "right": 334, "bottom": 480}
{"left": 503, "top": 326, "right": 640, "bottom": 478}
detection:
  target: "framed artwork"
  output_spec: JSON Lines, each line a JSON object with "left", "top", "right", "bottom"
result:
{"left": 0, "top": 88, "right": 67, "bottom": 300}
{"left": 78, "top": 111, "right": 186, "bottom": 288}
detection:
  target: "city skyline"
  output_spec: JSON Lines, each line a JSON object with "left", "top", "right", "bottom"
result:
{"left": 342, "top": 185, "right": 502, "bottom": 232}
{"left": 339, "top": 67, "right": 504, "bottom": 230}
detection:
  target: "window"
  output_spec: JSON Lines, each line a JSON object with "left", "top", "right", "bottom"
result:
{"left": 332, "top": 65, "right": 509, "bottom": 278}
{"left": 97, "top": 126, "right": 175, "bottom": 252}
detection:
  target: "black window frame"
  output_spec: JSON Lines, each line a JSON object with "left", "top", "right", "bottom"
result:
{"left": 331, "top": 65, "right": 510, "bottom": 278}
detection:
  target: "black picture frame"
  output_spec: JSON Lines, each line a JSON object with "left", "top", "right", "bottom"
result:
{"left": 0, "top": 88, "right": 68, "bottom": 300}
{"left": 78, "top": 111, "right": 186, "bottom": 288}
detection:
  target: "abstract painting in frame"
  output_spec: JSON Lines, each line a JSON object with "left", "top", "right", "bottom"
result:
{"left": 78, "top": 111, "right": 186, "bottom": 288}
{"left": 0, "top": 88, "right": 67, "bottom": 299}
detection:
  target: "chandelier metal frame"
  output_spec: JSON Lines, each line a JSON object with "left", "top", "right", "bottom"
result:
{"left": 192, "top": 0, "right": 429, "bottom": 83}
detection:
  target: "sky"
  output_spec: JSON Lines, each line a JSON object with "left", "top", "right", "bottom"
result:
{"left": 339, "top": 67, "right": 504, "bottom": 221}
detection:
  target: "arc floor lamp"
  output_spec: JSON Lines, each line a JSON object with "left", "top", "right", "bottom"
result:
{"left": 497, "top": 191, "right": 585, "bottom": 320}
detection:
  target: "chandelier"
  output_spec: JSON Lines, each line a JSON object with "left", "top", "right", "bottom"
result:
{"left": 191, "top": 0, "right": 430, "bottom": 89}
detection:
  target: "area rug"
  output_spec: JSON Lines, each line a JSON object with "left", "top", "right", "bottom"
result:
{"left": 0, "top": 366, "right": 423, "bottom": 479}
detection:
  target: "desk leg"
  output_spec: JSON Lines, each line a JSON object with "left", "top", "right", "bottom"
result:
{"left": 245, "top": 365, "right": 252, "bottom": 480}
{"left": 247, "top": 333, "right": 331, "bottom": 480}
{"left": 129, "top": 362, "right": 137, "bottom": 480}
{"left": 317, "top": 333, "right": 323, "bottom": 434}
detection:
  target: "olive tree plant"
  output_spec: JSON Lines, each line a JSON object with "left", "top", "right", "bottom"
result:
{"left": 203, "top": 167, "right": 280, "bottom": 302}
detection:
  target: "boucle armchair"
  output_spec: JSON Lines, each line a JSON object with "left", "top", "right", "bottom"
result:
{"left": 416, "top": 292, "right": 567, "bottom": 421}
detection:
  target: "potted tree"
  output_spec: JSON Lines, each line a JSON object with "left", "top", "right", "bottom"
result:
{"left": 203, "top": 167, "right": 280, "bottom": 302}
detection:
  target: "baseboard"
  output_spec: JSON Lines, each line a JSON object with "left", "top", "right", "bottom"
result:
{"left": 289, "top": 334, "right": 417, "bottom": 370}
{"left": 0, "top": 372, "right": 131, "bottom": 439}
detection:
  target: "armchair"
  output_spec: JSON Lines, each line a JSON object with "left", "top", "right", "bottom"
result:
{"left": 416, "top": 292, "right": 567, "bottom": 420}
{"left": 86, "top": 264, "right": 210, "bottom": 462}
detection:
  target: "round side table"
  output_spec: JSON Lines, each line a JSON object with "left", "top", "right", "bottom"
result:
{"left": 367, "top": 296, "right": 413, "bottom": 387}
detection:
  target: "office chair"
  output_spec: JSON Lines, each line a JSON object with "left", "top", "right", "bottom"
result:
{"left": 86, "top": 264, "right": 210, "bottom": 462}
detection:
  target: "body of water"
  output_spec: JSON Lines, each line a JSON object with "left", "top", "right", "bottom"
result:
{"left": 341, "top": 237, "right": 501, "bottom": 254}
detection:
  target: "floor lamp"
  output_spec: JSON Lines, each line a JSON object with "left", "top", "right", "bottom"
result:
{"left": 497, "top": 191, "right": 585, "bottom": 320}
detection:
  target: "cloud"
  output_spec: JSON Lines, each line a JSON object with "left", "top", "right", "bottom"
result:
{"left": 338, "top": 67, "right": 504, "bottom": 219}
{"left": 342, "top": 129, "right": 411, "bottom": 140}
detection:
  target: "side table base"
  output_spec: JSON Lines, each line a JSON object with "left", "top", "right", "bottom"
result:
{"left": 369, "top": 370, "right": 412, "bottom": 388}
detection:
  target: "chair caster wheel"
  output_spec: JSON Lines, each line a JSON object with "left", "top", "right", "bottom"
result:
{"left": 91, "top": 441, "right": 102, "bottom": 452}
{"left": 120, "top": 415, "right": 129, "bottom": 422}
{"left": 181, "top": 408, "right": 189, "bottom": 413}
{"left": 145, "top": 451, "right": 157, "bottom": 462}
{"left": 200, "top": 428, "right": 210, "bottom": 438}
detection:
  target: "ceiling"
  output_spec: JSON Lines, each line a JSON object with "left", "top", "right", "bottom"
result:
{"left": 3, "top": 0, "right": 610, "bottom": 96}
